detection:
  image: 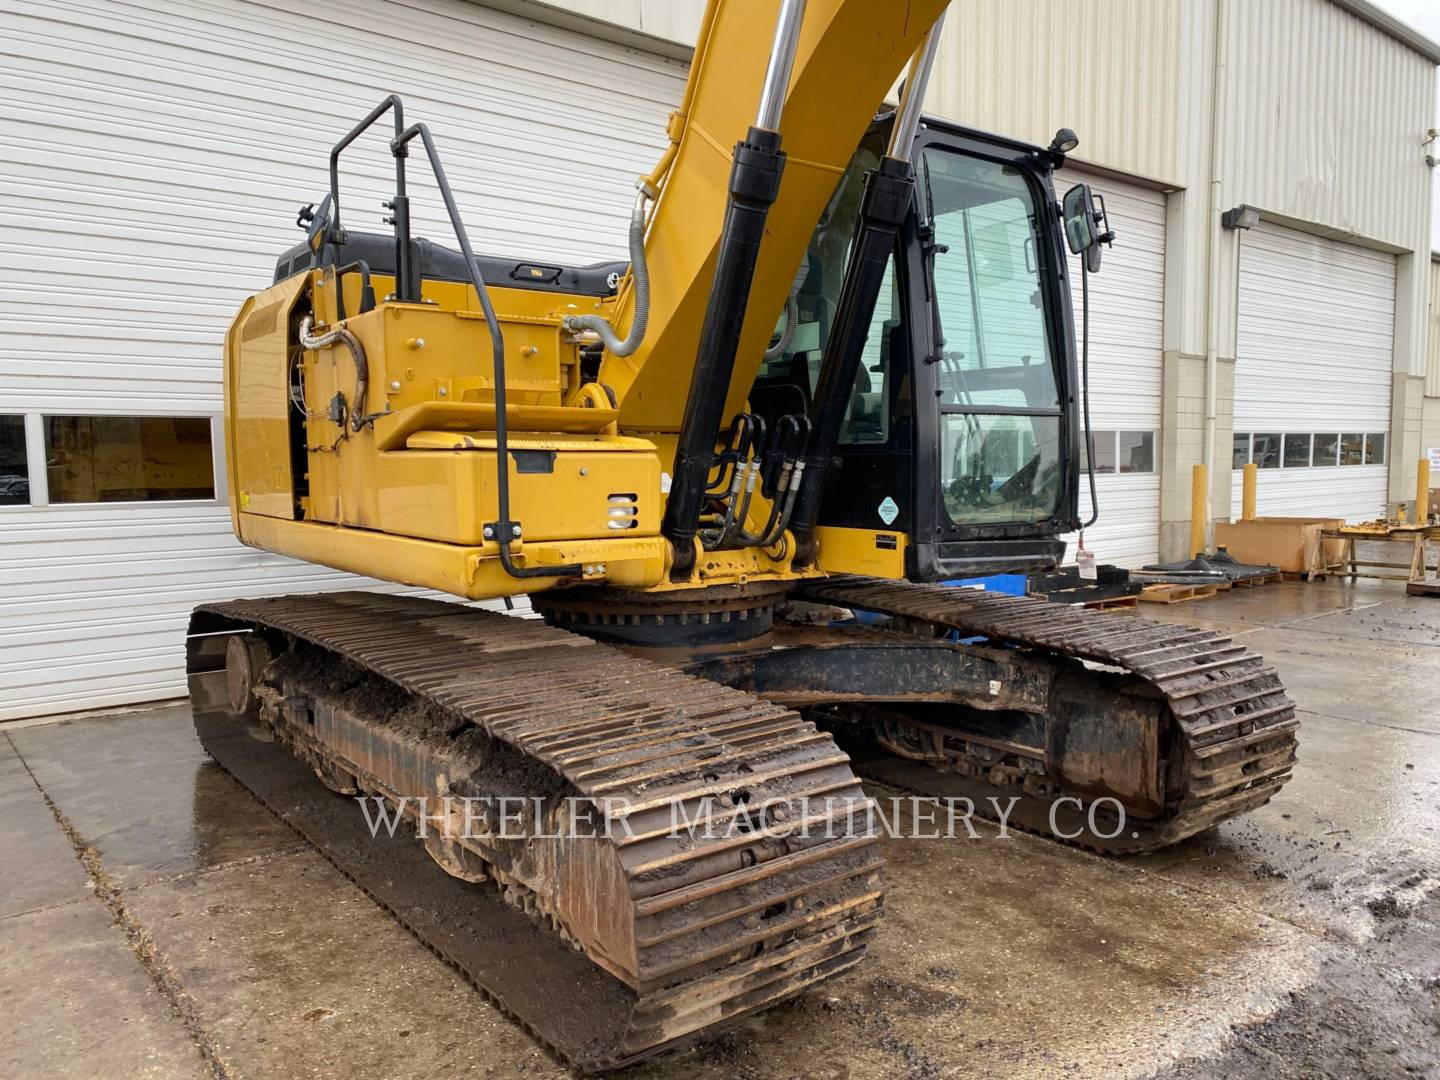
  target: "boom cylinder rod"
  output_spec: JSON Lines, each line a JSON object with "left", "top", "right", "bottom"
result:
{"left": 755, "top": 0, "right": 807, "bottom": 133}
{"left": 887, "top": 11, "right": 946, "bottom": 162}
{"left": 660, "top": 0, "right": 807, "bottom": 579}
{"left": 789, "top": 15, "right": 947, "bottom": 567}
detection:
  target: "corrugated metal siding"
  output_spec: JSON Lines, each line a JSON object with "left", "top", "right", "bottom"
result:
{"left": 0, "top": 0, "right": 683, "bottom": 720}
{"left": 1220, "top": 0, "right": 1434, "bottom": 254}
{"left": 1, "top": 0, "right": 686, "bottom": 414}
{"left": 555, "top": 0, "right": 704, "bottom": 46}
{"left": 0, "top": 501, "right": 536, "bottom": 721}
{"left": 1428, "top": 257, "right": 1440, "bottom": 398}
{"left": 1228, "top": 465, "right": 1390, "bottom": 523}
{"left": 1235, "top": 223, "right": 1396, "bottom": 429}
{"left": 926, "top": 0, "right": 1188, "bottom": 186}
{"left": 1231, "top": 222, "right": 1395, "bottom": 523}
{"left": 0, "top": 505, "right": 452, "bottom": 721}
{"left": 1058, "top": 170, "right": 1167, "bottom": 567}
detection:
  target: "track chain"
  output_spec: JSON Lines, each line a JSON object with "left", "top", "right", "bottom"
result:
{"left": 796, "top": 577, "right": 1300, "bottom": 850}
{"left": 187, "top": 592, "right": 881, "bottom": 1072}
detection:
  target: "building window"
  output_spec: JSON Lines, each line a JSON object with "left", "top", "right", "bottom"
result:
{"left": 44, "top": 416, "right": 215, "bottom": 504}
{"left": 1283, "top": 433, "right": 1312, "bottom": 468}
{"left": 1234, "top": 430, "right": 1387, "bottom": 470}
{"left": 1252, "top": 433, "right": 1282, "bottom": 469}
{"left": 1091, "top": 430, "right": 1117, "bottom": 473}
{"left": 0, "top": 415, "right": 28, "bottom": 505}
{"left": 1340, "top": 433, "right": 1365, "bottom": 466}
{"left": 1365, "top": 432, "right": 1386, "bottom": 465}
{"left": 1117, "top": 431, "right": 1155, "bottom": 473}
{"left": 1081, "top": 430, "right": 1156, "bottom": 475}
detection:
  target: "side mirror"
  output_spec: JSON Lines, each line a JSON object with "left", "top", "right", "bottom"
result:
{"left": 1062, "top": 183, "right": 1113, "bottom": 272}
{"left": 300, "top": 193, "right": 335, "bottom": 253}
{"left": 1062, "top": 184, "right": 1098, "bottom": 254}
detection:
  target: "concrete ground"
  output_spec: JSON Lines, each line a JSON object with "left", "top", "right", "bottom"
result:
{"left": 3, "top": 577, "right": 1438, "bottom": 1080}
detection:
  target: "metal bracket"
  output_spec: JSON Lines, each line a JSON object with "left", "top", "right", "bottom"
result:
{"left": 483, "top": 521, "right": 523, "bottom": 542}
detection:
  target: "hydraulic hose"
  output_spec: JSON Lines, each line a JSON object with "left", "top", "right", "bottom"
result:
{"left": 763, "top": 295, "right": 799, "bottom": 361}
{"left": 299, "top": 315, "right": 369, "bottom": 432}
{"left": 1079, "top": 258, "right": 1100, "bottom": 529}
{"left": 562, "top": 183, "right": 654, "bottom": 357}
{"left": 763, "top": 268, "right": 804, "bottom": 361}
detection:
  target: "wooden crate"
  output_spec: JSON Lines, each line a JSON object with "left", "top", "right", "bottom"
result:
{"left": 1214, "top": 517, "right": 1346, "bottom": 574}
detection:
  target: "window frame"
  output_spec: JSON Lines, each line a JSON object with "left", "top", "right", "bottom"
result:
{"left": 0, "top": 411, "right": 226, "bottom": 509}
{"left": 1251, "top": 433, "right": 1283, "bottom": 469}
{"left": 1078, "top": 429, "right": 1159, "bottom": 476}
{"left": 1340, "top": 433, "right": 1366, "bottom": 466}
{"left": 1365, "top": 432, "right": 1387, "bottom": 466}
{"left": 916, "top": 134, "right": 1073, "bottom": 534}
{"left": 837, "top": 248, "right": 904, "bottom": 448}
{"left": 1232, "top": 432, "right": 1252, "bottom": 470}
{"left": 1283, "top": 432, "right": 1313, "bottom": 469}
{"left": 0, "top": 413, "right": 32, "bottom": 508}
{"left": 921, "top": 143, "right": 1066, "bottom": 429}
{"left": 1231, "top": 430, "right": 1389, "bottom": 470}
{"left": 1116, "top": 430, "right": 1156, "bottom": 474}
{"left": 1085, "top": 429, "right": 1117, "bottom": 474}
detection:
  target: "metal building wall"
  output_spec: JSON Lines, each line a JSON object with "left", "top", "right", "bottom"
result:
{"left": 1218, "top": 0, "right": 1435, "bottom": 510}
{"left": 476, "top": 0, "right": 703, "bottom": 55}
{"left": 919, "top": 0, "right": 1435, "bottom": 551}
{"left": 925, "top": 0, "right": 1188, "bottom": 187}
{"left": 1429, "top": 256, "right": 1440, "bottom": 399}
{"left": 0, "top": 0, "right": 687, "bottom": 719}
{"left": 1221, "top": 0, "right": 1433, "bottom": 261}
{"left": 557, "top": 0, "right": 703, "bottom": 46}
{"left": 1426, "top": 257, "right": 1440, "bottom": 459}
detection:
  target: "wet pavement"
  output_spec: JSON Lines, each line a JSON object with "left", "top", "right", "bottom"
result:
{"left": 2, "top": 577, "right": 1437, "bottom": 1079}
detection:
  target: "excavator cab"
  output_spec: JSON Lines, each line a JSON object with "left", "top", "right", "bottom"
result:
{"left": 753, "top": 115, "right": 1084, "bottom": 581}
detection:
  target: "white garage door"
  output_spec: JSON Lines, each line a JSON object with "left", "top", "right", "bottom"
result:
{"left": 1230, "top": 223, "right": 1395, "bottom": 523}
{"left": 1058, "top": 170, "right": 1166, "bottom": 568}
{"left": 0, "top": 0, "right": 686, "bottom": 720}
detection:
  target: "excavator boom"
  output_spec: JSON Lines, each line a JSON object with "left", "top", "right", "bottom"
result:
{"left": 602, "top": 0, "right": 948, "bottom": 432}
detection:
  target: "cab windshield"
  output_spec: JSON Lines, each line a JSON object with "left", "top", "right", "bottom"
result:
{"left": 921, "top": 146, "right": 1063, "bottom": 526}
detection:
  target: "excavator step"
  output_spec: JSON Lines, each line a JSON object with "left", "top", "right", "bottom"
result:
{"left": 186, "top": 592, "right": 881, "bottom": 1072}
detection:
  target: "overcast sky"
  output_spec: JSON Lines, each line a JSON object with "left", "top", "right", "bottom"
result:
{"left": 1372, "top": 0, "right": 1440, "bottom": 249}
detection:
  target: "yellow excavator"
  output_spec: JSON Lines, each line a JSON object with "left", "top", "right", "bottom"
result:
{"left": 186, "top": 0, "right": 1298, "bottom": 1068}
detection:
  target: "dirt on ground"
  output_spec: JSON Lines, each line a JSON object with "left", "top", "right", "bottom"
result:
{"left": 1161, "top": 885, "right": 1440, "bottom": 1079}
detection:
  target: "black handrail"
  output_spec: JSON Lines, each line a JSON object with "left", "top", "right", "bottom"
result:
{"left": 328, "top": 95, "right": 416, "bottom": 303}
{"left": 388, "top": 117, "right": 580, "bottom": 581}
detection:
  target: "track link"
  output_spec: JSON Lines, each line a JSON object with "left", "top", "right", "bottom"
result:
{"left": 796, "top": 577, "right": 1300, "bottom": 852}
{"left": 187, "top": 593, "right": 881, "bottom": 1072}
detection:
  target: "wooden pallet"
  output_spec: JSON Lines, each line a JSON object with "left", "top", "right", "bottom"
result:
{"left": 1139, "top": 583, "right": 1219, "bottom": 604}
{"left": 1081, "top": 594, "right": 1140, "bottom": 611}
{"left": 1226, "top": 572, "right": 1283, "bottom": 588}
